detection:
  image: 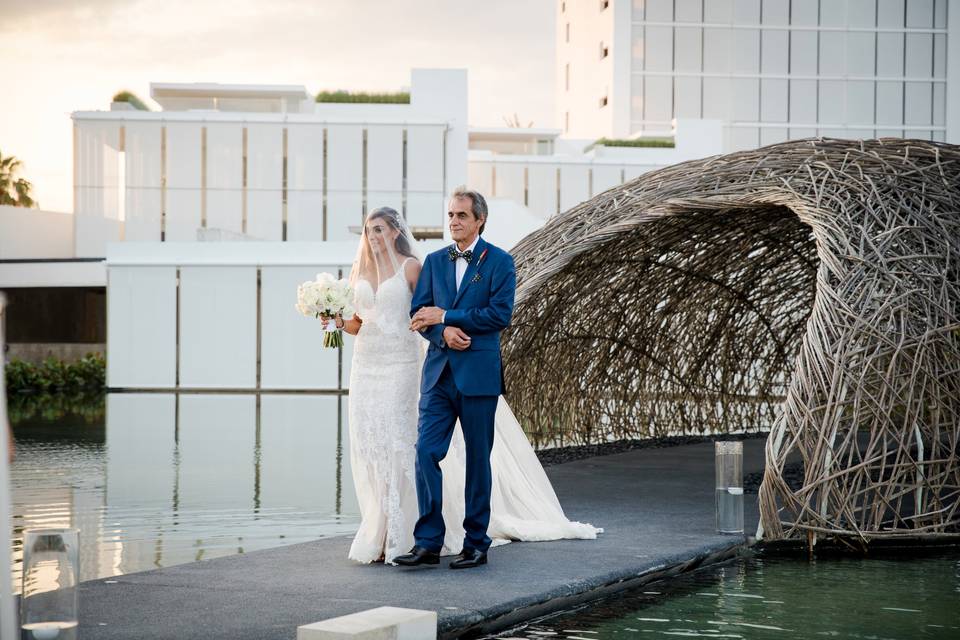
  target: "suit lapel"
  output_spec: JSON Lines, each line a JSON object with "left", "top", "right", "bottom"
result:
{"left": 452, "top": 237, "right": 486, "bottom": 308}
{"left": 444, "top": 246, "right": 457, "bottom": 307}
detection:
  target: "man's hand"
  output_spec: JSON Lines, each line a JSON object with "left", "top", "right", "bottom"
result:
{"left": 442, "top": 326, "right": 472, "bottom": 351}
{"left": 410, "top": 306, "right": 445, "bottom": 332}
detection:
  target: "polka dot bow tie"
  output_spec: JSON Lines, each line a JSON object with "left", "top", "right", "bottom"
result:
{"left": 448, "top": 247, "right": 473, "bottom": 262}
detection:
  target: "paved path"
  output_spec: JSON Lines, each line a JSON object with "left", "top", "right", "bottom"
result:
{"left": 77, "top": 439, "right": 766, "bottom": 639}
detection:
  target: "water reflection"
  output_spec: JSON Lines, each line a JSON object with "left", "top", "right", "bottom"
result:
{"left": 493, "top": 553, "right": 960, "bottom": 639}
{"left": 9, "top": 392, "right": 359, "bottom": 592}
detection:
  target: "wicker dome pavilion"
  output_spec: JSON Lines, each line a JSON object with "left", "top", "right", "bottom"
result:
{"left": 502, "top": 138, "right": 960, "bottom": 543}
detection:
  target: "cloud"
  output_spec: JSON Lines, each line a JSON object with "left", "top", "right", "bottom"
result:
{"left": 0, "top": 0, "right": 555, "bottom": 211}
{"left": 0, "top": 0, "right": 132, "bottom": 32}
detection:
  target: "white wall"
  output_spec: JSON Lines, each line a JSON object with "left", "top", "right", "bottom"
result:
{"left": 469, "top": 119, "right": 723, "bottom": 220}
{"left": 482, "top": 198, "right": 547, "bottom": 252}
{"left": 556, "top": 0, "right": 616, "bottom": 137}
{"left": 124, "top": 121, "right": 163, "bottom": 241}
{"left": 74, "top": 114, "right": 450, "bottom": 248}
{"left": 70, "top": 69, "right": 460, "bottom": 256}
{"left": 411, "top": 68, "right": 469, "bottom": 201}
{"left": 0, "top": 261, "right": 105, "bottom": 288}
{"left": 105, "top": 242, "right": 358, "bottom": 391}
{"left": 106, "top": 265, "right": 177, "bottom": 388}
{"left": 74, "top": 120, "right": 123, "bottom": 256}
{"left": 0, "top": 205, "right": 73, "bottom": 259}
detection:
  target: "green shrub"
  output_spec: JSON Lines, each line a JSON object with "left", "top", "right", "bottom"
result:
{"left": 590, "top": 137, "right": 675, "bottom": 149}
{"left": 315, "top": 90, "right": 410, "bottom": 104}
{"left": 6, "top": 391, "right": 106, "bottom": 425}
{"left": 4, "top": 353, "right": 106, "bottom": 393}
{"left": 4, "top": 359, "right": 40, "bottom": 390}
{"left": 112, "top": 90, "right": 150, "bottom": 110}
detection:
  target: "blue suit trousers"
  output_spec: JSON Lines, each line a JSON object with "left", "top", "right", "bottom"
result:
{"left": 413, "top": 364, "right": 498, "bottom": 553}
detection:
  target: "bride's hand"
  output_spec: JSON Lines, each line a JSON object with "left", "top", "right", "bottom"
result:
{"left": 410, "top": 306, "right": 444, "bottom": 331}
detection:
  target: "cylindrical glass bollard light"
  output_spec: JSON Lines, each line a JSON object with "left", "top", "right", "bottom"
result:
{"left": 20, "top": 528, "right": 79, "bottom": 640}
{"left": 715, "top": 441, "right": 744, "bottom": 534}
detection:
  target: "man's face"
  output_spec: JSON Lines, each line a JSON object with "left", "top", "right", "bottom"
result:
{"left": 448, "top": 196, "right": 484, "bottom": 245}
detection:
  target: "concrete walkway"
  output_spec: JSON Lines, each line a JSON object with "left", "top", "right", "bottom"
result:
{"left": 77, "top": 439, "right": 766, "bottom": 639}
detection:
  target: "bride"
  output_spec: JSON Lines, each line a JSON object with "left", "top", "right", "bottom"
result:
{"left": 337, "top": 206, "right": 600, "bottom": 565}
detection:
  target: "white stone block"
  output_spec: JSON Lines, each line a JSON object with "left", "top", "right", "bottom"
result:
{"left": 297, "top": 606, "right": 437, "bottom": 640}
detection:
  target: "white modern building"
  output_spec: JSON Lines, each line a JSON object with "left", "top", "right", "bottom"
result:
{"left": 92, "top": 71, "right": 715, "bottom": 392}
{"left": 73, "top": 69, "right": 467, "bottom": 258}
{"left": 557, "top": 0, "right": 959, "bottom": 147}
{"left": 2, "top": 66, "right": 718, "bottom": 392}
{"left": 5, "top": 0, "right": 957, "bottom": 391}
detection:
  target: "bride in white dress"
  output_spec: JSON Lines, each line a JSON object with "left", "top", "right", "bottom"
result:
{"left": 337, "top": 206, "right": 601, "bottom": 565}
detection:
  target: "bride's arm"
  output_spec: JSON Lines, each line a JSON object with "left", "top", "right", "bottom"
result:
{"left": 410, "top": 256, "right": 447, "bottom": 348}
{"left": 341, "top": 314, "right": 362, "bottom": 336}
{"left": 404, "top": 259, "right": 422, "bottom": 292}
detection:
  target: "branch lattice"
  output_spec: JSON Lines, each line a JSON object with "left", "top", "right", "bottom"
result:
{"left": 503, "top": 138, "right": 960, "bottom": 542}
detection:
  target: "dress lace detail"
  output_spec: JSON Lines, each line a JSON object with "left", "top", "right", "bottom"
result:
{"left": 347, "top": 263, "right": 601, "bottom": 565}
{"left": 347, "top": 267, "right": 423, "bottom": 564}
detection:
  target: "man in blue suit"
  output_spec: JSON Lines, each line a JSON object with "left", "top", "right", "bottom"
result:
{"left": 395, "top": 186, "right": 516, "bottom": 570}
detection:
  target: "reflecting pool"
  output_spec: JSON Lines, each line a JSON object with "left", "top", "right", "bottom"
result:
{"left": 491, "top": 552, "right": 960, "bottom": 639}
{"left": 8, "top": 392, "right": 359, "bottom": 592}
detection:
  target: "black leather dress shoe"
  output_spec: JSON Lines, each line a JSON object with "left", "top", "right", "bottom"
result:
{"left": 449, "top": 548, "right": 487, "bottom": 569}
{"left": 393, "top": 546, "right": 440, "bottom": 566}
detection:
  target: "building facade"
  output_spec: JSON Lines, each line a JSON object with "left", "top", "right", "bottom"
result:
{"left": 557, "top": 0, "right": 959, "bottom": 148}
{"left": 72, "top": 69, "right": 468, "bottom": 258}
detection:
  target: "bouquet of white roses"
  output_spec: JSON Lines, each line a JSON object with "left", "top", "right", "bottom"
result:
{"left": 295, "top": 272, "right": 355, "bottom": 348}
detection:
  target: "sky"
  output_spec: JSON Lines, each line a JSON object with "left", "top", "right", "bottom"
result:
{"left": 0, "top": 0, "right": 556, "bottom": 213}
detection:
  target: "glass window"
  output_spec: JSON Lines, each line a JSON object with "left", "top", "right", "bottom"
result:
{"left": 732, "top": 28, "right": 760, "bottom": 73}
{"left": 761, "top": 0, "right": 789, "bottom": 26}
{"left": 675, "top": 27, "right": 702, "bottom": 72}
{"left": 703, "top": 28, "right": 731, "bottom": 73}
{"left": 675, "top": 0, "right": 702, "bottom": 22}
{"left": 733, "top": 78, "right": 759, "bottom": 121}
{"left": 846, "top": 32, "right": 876, "bottom": 76}
{"left": 877, "top": 0, "right": 905, "bottom": 28}
{"left": 646, "top": 0, "right": 674, "bottom": 22}
{"left": 645, "top": 26, "right": 674, "bottom": 71}
{"left": 760, "top": 78, "right": 788, "bottom": 122}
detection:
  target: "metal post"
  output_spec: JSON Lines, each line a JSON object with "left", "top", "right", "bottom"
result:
{"left": 715, "top": 440, "right": 744, "bottom": 534}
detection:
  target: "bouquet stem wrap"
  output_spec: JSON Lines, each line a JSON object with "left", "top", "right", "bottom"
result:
{"left": 322, "top": 318, "right": 344, "bottom": 349}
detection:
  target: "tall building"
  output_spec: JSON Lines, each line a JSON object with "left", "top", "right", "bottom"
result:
{"left": 557, "top": 0, "right": 959, "bottom": 148}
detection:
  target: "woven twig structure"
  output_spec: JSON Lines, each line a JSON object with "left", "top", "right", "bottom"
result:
{"left": 503, "top": 138, "right": 960, "bottom": 542}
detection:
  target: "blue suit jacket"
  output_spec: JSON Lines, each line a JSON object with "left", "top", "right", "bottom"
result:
{"left": 411, "top": 236, "right": 516, "bottom": 396}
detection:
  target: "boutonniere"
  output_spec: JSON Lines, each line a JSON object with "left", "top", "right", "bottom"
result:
{"left": 471, "top": 248, "right": 489, "bottom": 283}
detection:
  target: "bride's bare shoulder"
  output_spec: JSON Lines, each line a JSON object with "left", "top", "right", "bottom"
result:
{"left": 403, "top": 257, "right": 422, "bottom": 288}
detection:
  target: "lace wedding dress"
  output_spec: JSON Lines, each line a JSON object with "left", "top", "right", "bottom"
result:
{"left": 347, "top": 261, "right": 601, "bottom": 565}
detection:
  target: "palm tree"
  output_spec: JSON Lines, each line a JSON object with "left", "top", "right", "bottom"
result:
{"left": 0, "top": 150, "right": 36, "bottom": 207}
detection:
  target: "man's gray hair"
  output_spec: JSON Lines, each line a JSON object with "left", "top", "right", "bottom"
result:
{"left": 451, "top": 185, "right": 488, "bottom": 234}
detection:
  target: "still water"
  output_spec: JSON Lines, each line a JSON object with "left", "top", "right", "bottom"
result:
{"left": 8, "top": 392, "right": 359, "bottom": 592}
{"left": 492, "top": 552, "right": 960, "bottom": 639}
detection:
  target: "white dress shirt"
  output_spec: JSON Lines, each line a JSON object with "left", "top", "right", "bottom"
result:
{"left": 441, "top": 236, "right": 480, "bottom": 327}
{"left": 454, "top": 236, "right": 480, "bottom": 291}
